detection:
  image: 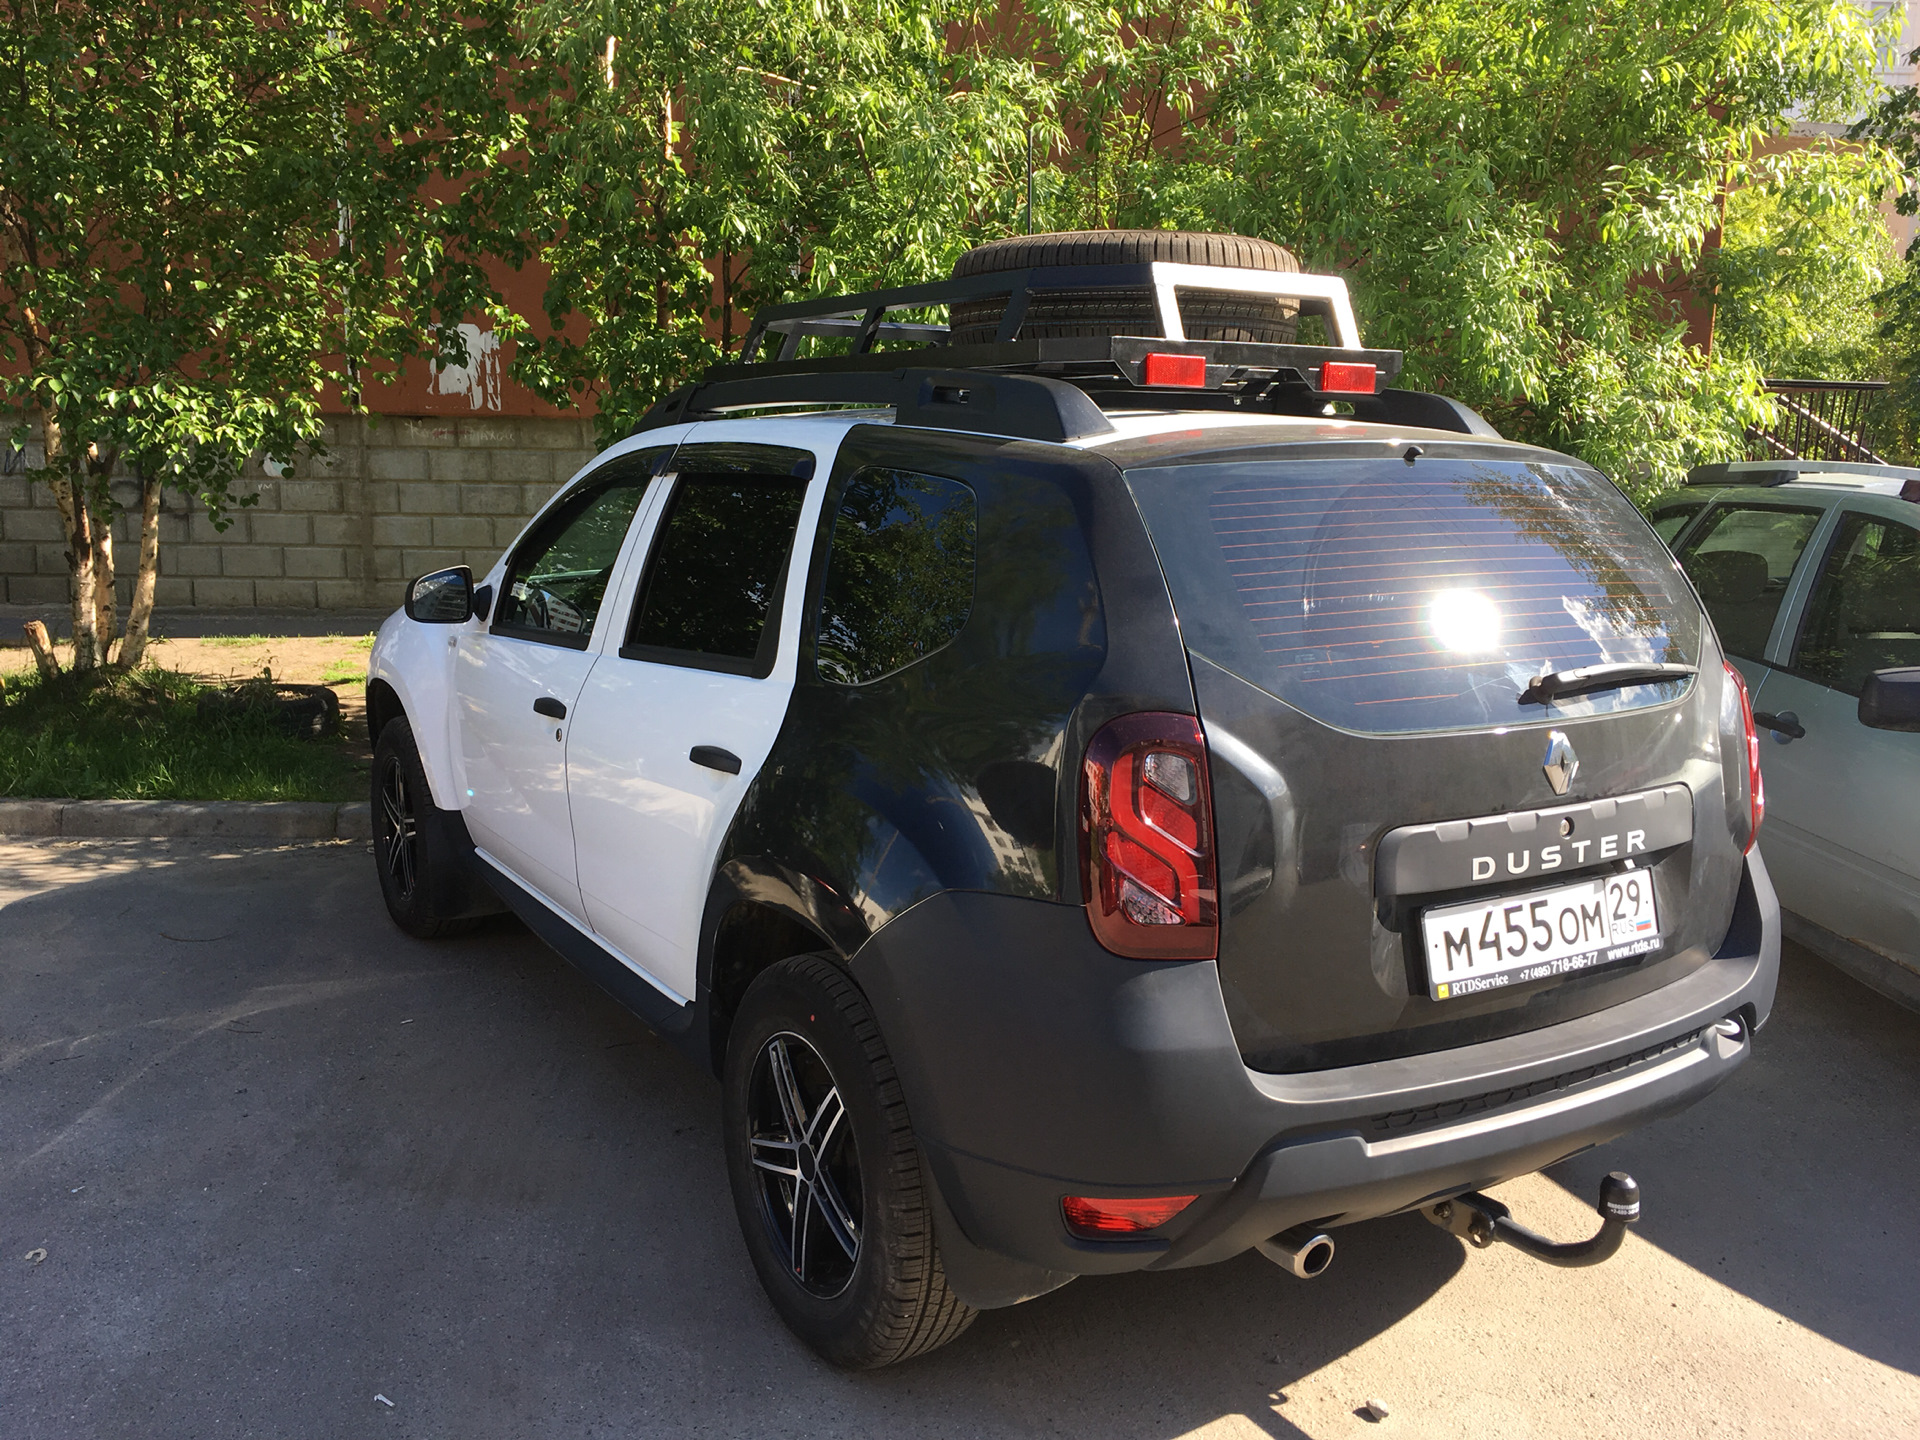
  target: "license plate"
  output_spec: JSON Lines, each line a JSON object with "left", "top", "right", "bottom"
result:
{"left": 1421, "top": 873, "right": 1661, "bottom": 1000}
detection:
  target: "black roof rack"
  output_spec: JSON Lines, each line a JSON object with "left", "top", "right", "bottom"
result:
{"left": 635, "top": 268, "right": 1502, "bottom": 444}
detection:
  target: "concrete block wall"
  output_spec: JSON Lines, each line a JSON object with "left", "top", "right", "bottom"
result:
{"left": 0, "top": 416, "right": 600, "bottom": 610}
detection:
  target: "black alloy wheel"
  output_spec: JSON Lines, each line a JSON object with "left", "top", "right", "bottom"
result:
{"left": 747, "top": 1031, "right": 864, "bottom": 1298}
{"left": 722, "top": 955, "right": 975, "bottom": 1367}
{"left": 377, "top": 751, "right": 419, "bottom": 904}
{"left": 370, "top": 715, "right": 484, "bottom": 939}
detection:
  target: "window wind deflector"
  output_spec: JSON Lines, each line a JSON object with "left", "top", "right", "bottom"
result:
{"left": 1519, "top": 662, "right": 1698, "bottom": 707}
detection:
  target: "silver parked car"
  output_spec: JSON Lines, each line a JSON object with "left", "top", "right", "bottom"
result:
{"left": 1655, "top": 461, "right": 1920, "bottom": 1006}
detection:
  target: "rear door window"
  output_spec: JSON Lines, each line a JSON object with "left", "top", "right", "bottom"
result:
{"left": 1124, "top": 455, "right": 1702, "bottom": 734}
{"left": 621, "top": 444, "right": 814, "bottom": 677}
{"left": 1648, "top": 498, "right": 1706, "bottom": 545}
{"left": 1791, "top": 509, "right": 1920, "bottom": 693}
{"left": 1674, "top": 504, "right": 1824, "bottom": 661}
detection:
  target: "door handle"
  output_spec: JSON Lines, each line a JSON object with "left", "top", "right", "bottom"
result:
{"left": 533, "top": 696, "right": 568, "bottom": 720}
{"left": 689, "top": 745, "right": 742, "bottom": 775}
{"left": 1752, "top": 709, "right": 1805, "bottom": 741}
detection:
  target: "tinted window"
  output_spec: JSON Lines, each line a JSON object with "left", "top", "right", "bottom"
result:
{"left": 624, "top": 474, "right": 808, "bottom": 674}
{"left": 1675, "top": 504, "right": 1823, "bottom": 660}
{"left": 494, "top": 457, "right": 660, "bottom": 645}
{"left": 1792, "top": 510, "right": 1920, "bottom": 694}
{"left": 815, "top": 469, "right": 976, "bottom": 685}
{"left": 1649, "top": 500, "right": 1704, "bottom": 545}
{"left": 1124, "top": 457, "right": 1701, "bottom": 734}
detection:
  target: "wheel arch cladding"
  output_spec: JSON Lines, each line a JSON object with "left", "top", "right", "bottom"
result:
{"left": 366, "top": 677, "right": 403, "bottom": 747}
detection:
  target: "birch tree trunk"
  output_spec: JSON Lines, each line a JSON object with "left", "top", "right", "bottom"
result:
{"left": 119, "top": 469, "right": 164, "bottom": 670}
{"left": 91, "top": 518, "right": 116, "bottom": 664}
{"left": 38, "top": 413, "right": 101, "bottom": 671}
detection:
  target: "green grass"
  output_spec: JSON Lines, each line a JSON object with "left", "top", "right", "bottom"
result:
{"left": 0, "top": 666, "right": 364, "bottom": 802}
{"left": 319, "top": 635, "right": 376, "bottom": 687}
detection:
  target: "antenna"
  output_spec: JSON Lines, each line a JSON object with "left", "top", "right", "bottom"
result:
{"left": 1025, "top": 127, "right": 1034, "bottom": 235}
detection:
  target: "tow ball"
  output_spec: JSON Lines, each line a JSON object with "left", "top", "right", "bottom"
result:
{"left": 1422, "top": 1172, "right": 1641, "bottom": 1268}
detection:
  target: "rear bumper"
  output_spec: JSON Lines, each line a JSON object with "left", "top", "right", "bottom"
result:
{"left": 850, "top": 849, "right": 1778, "bottom": 1302}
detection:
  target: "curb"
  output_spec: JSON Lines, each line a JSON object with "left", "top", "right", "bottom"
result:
{"left": 0, "top": 799, "right": 372, "bottom": 842}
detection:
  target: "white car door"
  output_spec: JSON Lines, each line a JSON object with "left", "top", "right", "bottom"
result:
{"left": 566, "top": 434, "right": 830, "bottom": 1002}
{"left": 453, "top": 445, "right": 673, "bottom": 918}
{"left": 1747, "top": 502, "right": 1920, "bottom": 967}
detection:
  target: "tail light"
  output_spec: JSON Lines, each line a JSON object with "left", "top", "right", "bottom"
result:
{"left": 1080, "top": 712, "right": 1218, "bottom": 959}
{"left": 1062, "top": 1194, "right": 1198, "bottom": 1238}
{"left": 1724, "top": 662, "right": 1764, "bottom": 852}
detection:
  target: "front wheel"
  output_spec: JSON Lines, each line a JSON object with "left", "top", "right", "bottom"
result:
{"left": 723, "top": 955, "right": 975, "bottom": 1368}
{"left": 371, "top": 716, "right": 484, "bottom": 939}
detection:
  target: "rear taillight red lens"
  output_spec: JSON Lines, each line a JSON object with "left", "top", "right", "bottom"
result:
{"left": 1062, "top": 1194, "right": 1198, "bottom": 1237}
{"left": 1725, "top": 662, "right": 1764, "bottom": 852}
{"left": 1080, "top": 713, "right": 1218, "bottom": 959}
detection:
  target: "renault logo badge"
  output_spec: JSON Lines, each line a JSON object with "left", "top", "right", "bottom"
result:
{"left": 1543, "top": 730, "right": 1579, "bottom": 796}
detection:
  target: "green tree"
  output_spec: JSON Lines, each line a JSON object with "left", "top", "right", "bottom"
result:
{"left": 0, "top": 0, "right": 531, "bottom": 668}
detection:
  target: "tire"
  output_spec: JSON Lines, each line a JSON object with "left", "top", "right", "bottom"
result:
{"left": 723, "top": 955, "right": 976, "bottom": 1368}
{"left": 948, "top": 229, "right": 1303, "bottom": 346}
{"left": 371, "top": 716, "right": 486, "bottom": 939}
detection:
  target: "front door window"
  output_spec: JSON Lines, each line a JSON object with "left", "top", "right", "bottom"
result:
{"left": 1675, "top": 504, "right": 1825, "bottom": 660}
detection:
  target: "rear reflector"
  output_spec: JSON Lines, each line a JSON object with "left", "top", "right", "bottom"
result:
{"left": 1143, "top": 352, "right": 1206, "bottom": 387}
{"left": 1062, "top": 1194, "right": 1198, "bottom": 1237}
{"left": 1319, "top": 361, "right": 1377, "bottom": 394}
{"left": 1081, "top": 712, "right": 1219, "bottom": 960}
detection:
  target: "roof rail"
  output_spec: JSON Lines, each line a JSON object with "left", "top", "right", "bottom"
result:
{"left": 1686, "top": 460, "right": 1920, "bottom": 487}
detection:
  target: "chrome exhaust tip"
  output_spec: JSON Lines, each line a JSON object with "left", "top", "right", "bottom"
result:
{"left": 1256, "top": 1227, "right": 1336, "bottom": 1279}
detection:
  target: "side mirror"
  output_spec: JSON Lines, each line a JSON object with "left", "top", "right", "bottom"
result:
{"left": 405, "top": 566, "right": 474, "bottom": 624}
{"left": 1859, "top": 667, "right": 1920, "bottom": 733}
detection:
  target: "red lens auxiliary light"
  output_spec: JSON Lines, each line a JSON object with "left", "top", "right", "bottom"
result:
{"left": 1319, "top": 361, "right": 1377, "bottom": 394}
{"left": 1080, "top": 712, "right": 1219, "bottom": 960}
{"left": 1142, "top": 352, "right": 1207, "bottom": 387}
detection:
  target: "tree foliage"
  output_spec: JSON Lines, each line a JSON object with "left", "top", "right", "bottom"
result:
{"left": 0, "top": 0, "right": 531, "bottom": 666}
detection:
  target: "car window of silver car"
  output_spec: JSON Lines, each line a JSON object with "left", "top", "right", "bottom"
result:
{"left": 1674, "top": 504, "right": 1824, "bottom": 662}
{"left": 1790, "top": 510, "right": 1920, "bottom": 695}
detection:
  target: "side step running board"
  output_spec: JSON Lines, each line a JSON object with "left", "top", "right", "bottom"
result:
{"left": 1423, "top": 1172, "right": 1641, "bottom": 1268}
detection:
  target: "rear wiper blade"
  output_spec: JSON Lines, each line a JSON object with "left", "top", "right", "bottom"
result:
{"left": 1519, "top": 662, "right": 1698, "bottom": 706}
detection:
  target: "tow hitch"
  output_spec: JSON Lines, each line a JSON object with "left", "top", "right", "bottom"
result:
{"left": 1423, "top": 1172, "right": 1640, "bottom": 1268}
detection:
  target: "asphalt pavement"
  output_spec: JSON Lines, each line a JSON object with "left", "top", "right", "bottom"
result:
{"left": 2, "top": 837, "right": 1917, "bottom": 1438}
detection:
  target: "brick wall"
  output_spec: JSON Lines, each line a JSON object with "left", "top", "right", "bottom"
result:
{"left": 0, "top": 416, "right": 600, "bottom": 611}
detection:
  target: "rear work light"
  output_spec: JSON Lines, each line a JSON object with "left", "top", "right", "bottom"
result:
{"left": 1062, "top": 1194, "right": 1198, "bottom": 1238}
{"left": 1724, "top": 662, "right": 1765, "bottom": 853}
{"left": 1142, "top": 352, "right": 1206, "bottom": 387}
{"left": 1080, "top": 712, "right": 1218, "bottom": 959}
{"left": 1319, "top": 361, "right": 1377, "bottom": 394}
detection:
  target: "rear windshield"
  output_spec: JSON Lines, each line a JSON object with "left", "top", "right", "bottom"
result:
{"left": 1125, "top": 456, "right": 1701, "bottom": 734}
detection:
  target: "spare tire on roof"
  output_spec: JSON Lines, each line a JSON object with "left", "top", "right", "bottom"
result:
{"left": 947, "top": 229, "right": 1304, "bottom": 347}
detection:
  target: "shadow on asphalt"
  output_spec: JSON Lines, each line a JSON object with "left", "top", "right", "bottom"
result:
{"left": 1, "top": 842, "right": 1462, "bottom": 1439}
{"left": 1548, "top": 940, "right": 1920, "bottom": 1378}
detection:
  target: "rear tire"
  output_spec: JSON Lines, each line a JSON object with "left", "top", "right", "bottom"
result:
{"left": 372, "top": 716, "right": 485, "bottom": 939}
{"left": 723, "top": 955, "right": 976, "bottom": 1368}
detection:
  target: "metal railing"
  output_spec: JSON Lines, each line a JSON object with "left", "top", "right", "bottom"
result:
{"left": 1746, "top": 379, "right": 1889, "bottom": 463}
